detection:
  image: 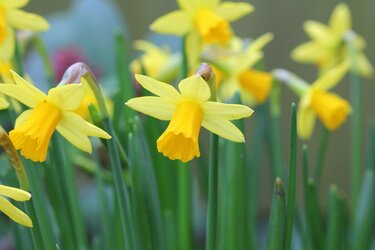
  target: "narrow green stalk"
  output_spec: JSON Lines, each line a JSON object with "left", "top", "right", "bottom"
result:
{"left": 164, "top": 210, "right": 178, "bottom": 250}
{"left": 205, "top": 133, "right": 219, "bottom": 250}
{"left": 84, "top": 68, "right": 135, "bottom": 250}
{"left": 347, "top": 35, "right": 362, "bottom": 211}
{"left": 352, "top": 169, "right": 375, "bottom": 250}
{"left": 269, "top": 80, "right": 284, "bottom": 180}
{"left": 13, "top": 35, "right": 24, "bottom": 75}
{"left": 24, "top": 161, "right": 56, "bottom": 250}
{"left": 314, "top": 127, "right": 330, "bottom": 186}
{"left": 178, "top": 163, "right": 192, "bottom": 250}
{"left": 325, "top": 185, "right": 346, "bottom": 250}
{"left": 365, "top": 123, "right": 375, "bottom": 172}
{"left": 301, "top": 145, "right": 312, "bottom": 250}
{"left": 32, "top": 35, "right": 54, "bottom": 83}
{"left": 284, "top": 103, "right": 297, "bottom": 250}
{"left": 266, "top": 178, "right": 286, "bottom": 250}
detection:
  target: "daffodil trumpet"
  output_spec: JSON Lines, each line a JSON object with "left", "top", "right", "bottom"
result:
{"left": 0, "top": 70, "right": 111, "bottom": 162}
{"left": 126, "top": 66, "right": 253, "bottom": 163}
{"left": 273, "top": 62, "right": 351, "bottom": 139}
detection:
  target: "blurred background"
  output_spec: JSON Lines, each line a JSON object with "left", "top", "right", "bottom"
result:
{"left": 23, "top": 0, "right": 375, "bottom": 212}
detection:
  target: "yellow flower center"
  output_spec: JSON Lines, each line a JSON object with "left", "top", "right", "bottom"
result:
{"left": 238, "top": 69, "right": 273, "bottom": 103}
{"left": 195, "top": 9, "right": 232, "bottom": 44}
{"left": 9, "top": 101, "right": 62, "bottom": 162}
{"left": 310, "top": 89, "right": 351, "bottom": 130}
{"left": 0, "top": 6, "right": 6, "bottom": 45}
{"left": 0, "top": 62, "right": 12, "bottom": 81}
{"left": 157, "top": 100, "right": 203, "bottom": 162}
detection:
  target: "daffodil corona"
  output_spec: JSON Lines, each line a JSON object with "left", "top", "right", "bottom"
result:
{"left": 0, "top": 0, "right": 49, "bottom": 60}
{"left": 291, "top": 3, "right": 373, "bottom": 77}
{"left": 126, "top": 74, "right": 253, "bottom": 162}
{"left": 274, "top": 62, "right": 351, "bottom": 139}
{"left": 0, "top": 184, "right": 32, "bottom": 227}
{"left": 0, "top": 71, "right": 111, "bottom": 162}
{"left": 150, "top": 0, "right": 253, "bottom": 67}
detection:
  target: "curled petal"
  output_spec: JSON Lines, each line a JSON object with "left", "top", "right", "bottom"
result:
{"left": 0, "top": 185, "right": 31, "bottom": 201}
{"left": 150, "top": 10, "right": 192, "bottom": 36}
{"left": 202, "top": 101, "right": 253, "bottom": 120}
{"left": 178, "top": 75, "right": 211, "bottom": 102}
{"left": 126, "top": 96, "right": 176, "bottom": 121}
{"left": 135, "top": 74, "right": 181, "bottom": 101}
{"left": 216, "top": 2, "right": 254, "bottom": 21}
{"left": 6, "top": 9, "right": 49, "bottom": 31}
{"left": 202, "top": 116, "right": 245, "bottom": 142}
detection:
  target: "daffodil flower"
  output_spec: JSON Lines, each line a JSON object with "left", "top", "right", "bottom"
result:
{"left": 126, "top": 74, "right": 253, "bottom": 162}
{"left": 0, "top": 71, "right": 111, "bottom": 162}
{"left": 291, "top": 3, "right": 373, "bottom": 77}
{"left": 150, "top": 0, "right": 253, "bottom": 67}
{"left": 0, "top": 184, "right": 32, "bottom": 227}
{"left": 274, "top": 62, "right": 351, "bottom": 139}
{"left": 0, "top": 0, "right": 49, "bottom": 60}
{"left": 203, "top": 33, "right": 273, "bottom": 105}
{"left": 130, "top": 40, "right": 181, "bottom": 82}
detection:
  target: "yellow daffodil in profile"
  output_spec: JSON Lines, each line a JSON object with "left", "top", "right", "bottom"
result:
{"left": 130, "top": 40, "right": 181, "bottom": 82}
{"left": 0, "top": 0, "right": 49, "bottom": 60}
{"left": 203, "top": 33, "right": 273, "bottom": 105}
{"left": 291, "top": 3, "right": 373, "bottom": 77}
{"left": 126, "top": 73, "right": 253, "bottom": 162}
{"left": 274, "top": 63, "right": 351, "bottom": 139}
{"left": 0, "top": 71, "right": 111, "bottom": 162}
{"left": 0, "top": 184, "right": 32, "bottom": 227}
{"left": 150, "top": 0, "right": 253, "bottom": 67}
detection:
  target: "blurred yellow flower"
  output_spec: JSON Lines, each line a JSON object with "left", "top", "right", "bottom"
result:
{"left": 126, "top": 74, "right": 253, "bottom": 162}
{"left": 150, "top": 0, "right": 253, "bottom": 67}
{"left": 130, "top": 40, "right": 181, "bottom": 82}
{"left": 0, "top": 71, "right": 111, "bottom": 162}
{"left": 275, "top": 63, "right": 351, "bottom": 139}
{"left": 0, "top": 184, "right": 32, "bottom": 227}
{"left": 203, "top": 33, "right": 273, "bottom": 105}
{"left": 0, "top": 0, "right": 49, "bottom": 60}
{"left": 291, "top": 3, "right": 373, "bottom": 77}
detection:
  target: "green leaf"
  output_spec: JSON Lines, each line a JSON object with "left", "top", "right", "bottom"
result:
{"left": 266, "top": 178, "right": 286, "bottom": 250}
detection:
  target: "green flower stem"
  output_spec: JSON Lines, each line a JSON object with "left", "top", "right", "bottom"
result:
{"left": 352, "top": 169, "right": 375, "bottom": 250}
{"left": 177, "top": 163, "right": 192, "bottom": 250}
{"left": 13, "top": 34, "right": 24, "bottom": 76}
{"left": 32, "top": 35, "right": 54, "bottom": 83}
{"left": 314, "top": 128, "right": 330, "bottom": 186}
{"left": 347, "top": 33, "right": 362, "bottom": 211}
{"left": 266, "top": 178, "right": 286, "bottom": 250}
{"left": 83, "top": 69, "right": 135, "bottom": 250}
{"left": 205, "top": 133, "right": 219, "bottom": 250}
{"left": 24, "top": 161, "right": 56, "bottom": 250}
{"left": 284, "top": 103, "right": 297, "bottom": 250}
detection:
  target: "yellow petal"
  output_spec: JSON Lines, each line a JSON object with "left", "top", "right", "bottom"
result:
{"left": 135, "top": 74, "right": 181, "bottom": 101}
{"left": 202, "top": 116, "right": 245, "bottom": 142}
{"left": 0, "top": 185, "right": 31, "bottom": 201}
{"left": 14, "top": 109, "right": 32, "bottom": 127}
{"left": 60, "top": 111, "right": 111, "bottom": 138}
{"left": 126, "top": 96, "right": 176, "bottom": 121}
{"left": 297, "top": 105, "right": 316, "bottom": 140}
{"left": 216, "top": 2, "right": 254, "bottom": 21}
{"left": 48, "top": 84, "right": 84, "bottom": 110}
{"left": 178, "top": 75, "right": 210, "bottom": 102}
{"left": 0, "top": 196, "right": 32, "bottom": 227}
{"left": 329, "top": 3, "right": 351, "bottom": 35}
{"left": 56, "top": 121, "right": 92, "bottom": 153}
{"left": 185, "top": 31, "right": 202, "bottom": 68}
{"left": 6, "top": 9, "right": 49, "bottom": 31}
{"left": 133, "top": 40, "right": 161, "bottom": 53}
{"left": 303, "top": 21, "right": 332, "bottom": 41}
{"left": 291, "top": 42, "right": 328, "bottom": 62}
{"left": 0, "top": 95, "right": 9, "bottom": 109}
{"left": 0, "top": 25, "right": 15, "bottom": 61}
{"left": 247, "top": 33, "right": 274, "bottom": 55}
{"left": 0, "top": 0, "right": 29, "bottom": 8}
{"left": 202, "top": 101, "right": 253, "bottom": 120}
{"left": 357, "top": 52, "right": 374, "bottom": 78}
{"left": 150, "top": 10, "right": 192, "bottom": 36}
{"left": 312, "top": 62, "right": 348, "bottom": 90}
{"left": 0, "top": 71, "right": 46, "bottom": 107}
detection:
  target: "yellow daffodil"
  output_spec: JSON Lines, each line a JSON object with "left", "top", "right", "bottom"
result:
{"left": 0, "top": 184, "right": 32, "bottom": 227}
{"left": 275, "top": 63, "right": 351, "bottom": 139}
{"left": 126, "top": 73, "right": 253, "bottom": 162}
{"left": 130, "top": 40, "right": 181, "bottom": 82}
{"left": 150, "top": 0, "right": 253, "bottom": 67}
{"left": 0, "top": 0, "right": 49, "bottom": 60}
{"left": 203, "top": 33, "right": 273, "bottom": 105}
{"left": 291, "top": 3, "right": 373, "bottom": 77}
{"left": 0, "top": 71, "right": 111, "bottom": 162}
